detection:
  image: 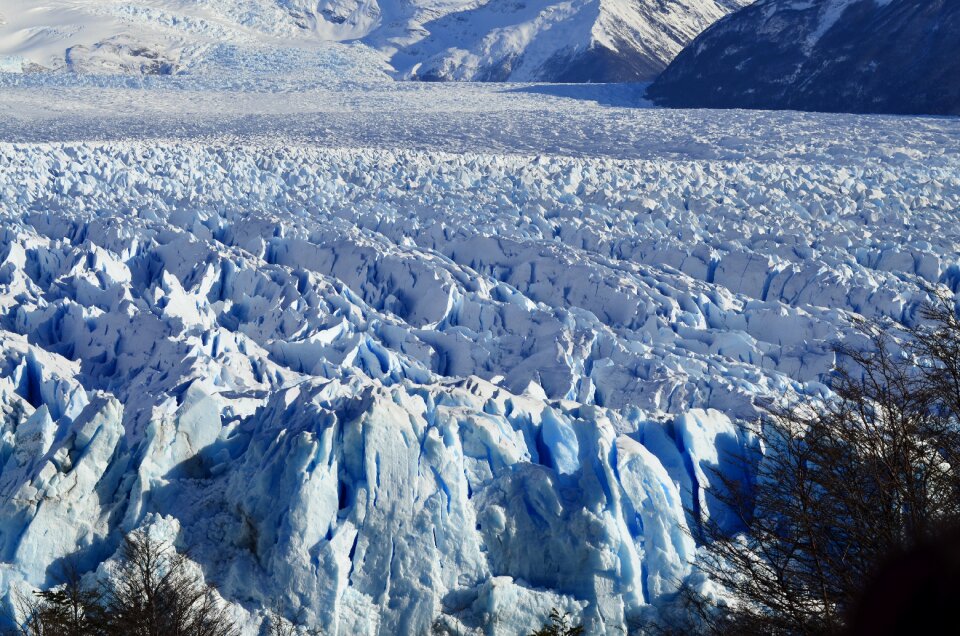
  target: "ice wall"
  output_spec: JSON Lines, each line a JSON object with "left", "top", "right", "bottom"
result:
{"left": 0, "top": 141, "right": 957, "bottom": 634}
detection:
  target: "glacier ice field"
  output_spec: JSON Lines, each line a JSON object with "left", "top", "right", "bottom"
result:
{"left": 1, "top": 65, "right": 960, "bottom": 634}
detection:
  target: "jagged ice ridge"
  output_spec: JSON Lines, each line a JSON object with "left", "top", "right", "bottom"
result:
{"left": 0, "top": 138, "right": 959, "bottom": 634}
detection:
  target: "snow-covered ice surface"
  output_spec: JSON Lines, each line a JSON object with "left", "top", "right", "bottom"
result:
{"left": 1, "top": 71, "right": 960, "bottom": 635}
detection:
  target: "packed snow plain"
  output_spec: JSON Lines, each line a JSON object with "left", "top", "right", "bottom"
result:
{"left": 2, "top": 58, "right": 960, "bottom": 635}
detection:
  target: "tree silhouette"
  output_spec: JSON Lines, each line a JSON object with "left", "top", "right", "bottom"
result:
{"left": 691, "top": 296, "right": 960, "bottom": 635}
{"left": 5, "top": 530, "right": 238, "bottom": 636}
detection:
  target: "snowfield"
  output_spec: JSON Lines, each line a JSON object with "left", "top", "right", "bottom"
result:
{"left": 0, "top": 0, "right": 747, "bottom": 82}
{"left": 1, "top": 75, "right": 960, "bottom": 635}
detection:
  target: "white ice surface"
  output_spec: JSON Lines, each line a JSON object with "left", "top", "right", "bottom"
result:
{"left": 0, "top": 78, "right": 959, "bottom": 634}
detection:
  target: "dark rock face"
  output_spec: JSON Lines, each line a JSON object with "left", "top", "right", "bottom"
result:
{"left": 536, "top": 44, "right": 669, "bottom": 84}
{"left": 648, "top": 0, "right": 960, "bottom": 115}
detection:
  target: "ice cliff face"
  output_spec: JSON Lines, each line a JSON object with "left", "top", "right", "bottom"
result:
{"left": 0, "top": 0, "right": 747, "bottom": 81}
{"left": 1, "top": 140, "right": 958, "bottom": 634}
{"left": 648, "top": 0, "right": 960, "bottom": 115}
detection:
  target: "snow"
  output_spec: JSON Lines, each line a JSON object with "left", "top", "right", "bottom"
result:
{"left": 0, "top": 0, "right": 747, "bottom": 81}
{"left": 0, "top": 69, "right": 959, "bottom": 634}
{"left": 806, "top": 0, "right": 856, "bottom": 50}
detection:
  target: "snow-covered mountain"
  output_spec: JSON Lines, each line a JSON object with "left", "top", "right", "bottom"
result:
{"left": 380, "top": 0, "right": 751, "bottom": 82}
{"left": 647, "top": 0, "right": 960, "bottom": 115}
{"left": 0, "top": 0, "right": 748, "bottom": 81}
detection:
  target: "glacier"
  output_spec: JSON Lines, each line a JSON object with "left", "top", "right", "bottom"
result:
{"left": 0, "top": 74, "right": 959, "bottom": 634}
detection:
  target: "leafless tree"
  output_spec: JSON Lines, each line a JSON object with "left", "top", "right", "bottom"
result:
{"left": 5, "top": 560, "right": 106, "bottom": 636}
{"left": 691, "top": 295, "right": 960, "bottom": 635}
{"left": 101, "top": 529, "right": 238, "bottom": 636}
{"left": 527, "top": 608, "right": 584, "bottom": 636}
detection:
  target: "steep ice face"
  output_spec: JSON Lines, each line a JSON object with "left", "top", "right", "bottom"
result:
{"left": 0, "top": 138, "right": 958, "bottom": 634}
{"left": 0, "top": 0, "right": 748, "bottom": 81}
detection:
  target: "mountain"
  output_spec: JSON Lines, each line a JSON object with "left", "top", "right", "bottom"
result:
{"left": 380, "top": 0, "right": 751, "bottom": 82}
{"left": 0, "top": 0, "right": 748, "bottom": 81}
{"left": 647, "top": 0, "right": 960, "bottom": 115}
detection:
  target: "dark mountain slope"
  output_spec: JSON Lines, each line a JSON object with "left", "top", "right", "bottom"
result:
{"left": 648, "top": 0, "right": 960, "bottom": 115}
